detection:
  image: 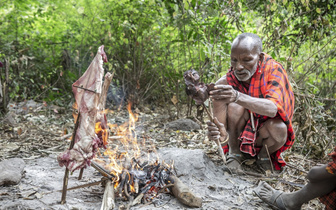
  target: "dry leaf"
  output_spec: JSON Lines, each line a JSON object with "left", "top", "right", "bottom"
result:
{"left": 171, "top": 95, "right": 178, "bottom": 105}
{"left": 17, "top": 127, "right": 22, "bottom": 135}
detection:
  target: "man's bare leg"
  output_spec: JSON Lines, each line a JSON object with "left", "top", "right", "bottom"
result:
{"left": 256, "top": 165, "right": 336, "bottom": 209}
{"left": 225, "top": 103, "right": 249, "bottom": 168}
{"left": 227, "top": 103, "right": 249, "bottom": 154}
{"left": 255, "top": 118, "right": 287, "bottom": 171}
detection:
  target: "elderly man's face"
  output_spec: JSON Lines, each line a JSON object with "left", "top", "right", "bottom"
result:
{"left": 230, "top": 38, "right": 261, "bottom": 82}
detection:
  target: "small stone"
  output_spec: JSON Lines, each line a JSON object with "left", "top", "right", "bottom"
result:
{"left": 208, "top": 184, "right": 217, "bottom": 191}
{"left": 0, "top": 158, "right": 25, "bottom": 186}
{"left": 165, "top": 118, "right": 201, "bottom": 131}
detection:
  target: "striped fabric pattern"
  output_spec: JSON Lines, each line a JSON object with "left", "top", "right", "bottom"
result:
{"left": 319, "top": 147, "right": 336, "bottom": 209}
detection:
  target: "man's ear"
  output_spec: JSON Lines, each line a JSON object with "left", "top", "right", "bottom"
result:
{"left": 259, "top": 52, "right": 264, "bottom": 62}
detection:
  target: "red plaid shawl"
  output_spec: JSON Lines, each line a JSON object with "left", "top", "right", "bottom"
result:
{"left": 319, "top": 147, "right": 336, "bottom": 209}
{"left": 224, "top": 53, "right": 295, "bottom": 170}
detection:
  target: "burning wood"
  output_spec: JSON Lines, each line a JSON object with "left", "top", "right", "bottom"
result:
{"left": 101, "top": 179, "right": 115, "bottom": 210}
{"left": 93, "top": 157, "right": 202, "bottom": 209}
{"left": 92, "top": 103, "right": 202, "bottom": 208}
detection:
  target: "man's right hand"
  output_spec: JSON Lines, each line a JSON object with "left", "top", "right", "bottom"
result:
{"left": 207, "top": 117, "right": 229, "bottom": 143}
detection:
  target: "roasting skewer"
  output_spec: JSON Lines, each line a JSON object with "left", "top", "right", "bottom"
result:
{"left": 202, "top": 103, "right": 227, "bottom": 164}
{"left": 183, "top": 69, "right": 228, "bottom": 165}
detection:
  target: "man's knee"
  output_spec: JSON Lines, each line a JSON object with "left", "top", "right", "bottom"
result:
{"left": 307, "top": 166, "right": 326, "bottom": 182}
{"left": 265, "top": 118, "right": 287, "bottom": 144}
{"left": 227, "top": 103, "right": 248, "bottom": 125}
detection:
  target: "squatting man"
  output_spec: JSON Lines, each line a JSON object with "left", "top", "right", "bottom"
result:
{"left": 206, "top": 33, "right": 295, "bottom": 173}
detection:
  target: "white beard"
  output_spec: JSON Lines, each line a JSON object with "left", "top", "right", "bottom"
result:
{"left": 233, "top": 61, "right": 258, "bottom": 82}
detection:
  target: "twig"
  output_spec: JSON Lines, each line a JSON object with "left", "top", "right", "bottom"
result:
{"left": 294, "top": 35, "right": 336, "bottom": 69}
{"left": 33, "top": 73, "right": 61, "bottom": 101}
{"left": 265, "top": 144, "right": 274, "bottom": 174}
{"left": 72, "top": 85, "right": 97, "bottom": 93}
{"left": 101, "top": 179, "right": 115, "bottom": 210}
{"left": 285, "top": 163, "right": 308, "bottom": 174}
{"left": 58, "top": 133, "right": 72, "bottom": 141}
{"left": 58, "top": 180, "right": 104, "bottom": 192}
{"left": 158, "top": 183, "right": 175, "bottom": 193}
{"left": 78, "top": 168, "right": 84, "bottom": 180}
{"left": 61, "top": 112, "right": 81, "bottom": 204}
{"left": 250, "top": 111, "right": 255, "bottom": 132}
{"left": 91, "top": 161, "right": 114, "bottom": 179}
{"left": 132, "top": 193, "right": 144, "bottom": 206}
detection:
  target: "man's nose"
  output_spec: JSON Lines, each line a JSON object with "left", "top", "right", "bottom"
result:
{"left": 235, "top": 61, "right": 244, "bottom": 70}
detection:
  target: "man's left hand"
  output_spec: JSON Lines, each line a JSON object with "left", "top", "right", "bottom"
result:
{"left": 207, "top": 117, "right": 229, "bottom": 143}
{"left": 209, "top": 85, "right": 238, "bottom": 103}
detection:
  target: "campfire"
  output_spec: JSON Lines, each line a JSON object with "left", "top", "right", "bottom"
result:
{"left": 92, "top": 102, "right": 178, "bottom": 209}
{"left": 58, "top": 46, "right": 202, "bottom": 209}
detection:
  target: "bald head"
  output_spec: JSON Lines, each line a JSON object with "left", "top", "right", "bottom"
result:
{"left": 232, "top": 33, "right": 262, "bottom": 54}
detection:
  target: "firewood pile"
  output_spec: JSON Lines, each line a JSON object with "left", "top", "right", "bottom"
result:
{"left": 92, "top": 154, "right": 202, "bottom": 209}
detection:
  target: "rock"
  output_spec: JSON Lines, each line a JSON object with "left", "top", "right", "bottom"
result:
{"left": 165, "top": 118, "right": 200, "bottom": 131}
{"left": 0, "top": 158, "right": 25, "bottom": 186}
{"left": 159, "top": 148, "right": 219, "bottom": 178}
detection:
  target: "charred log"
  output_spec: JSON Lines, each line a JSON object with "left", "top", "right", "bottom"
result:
{"left": 169, "top": 175, "right": 202, "bottom": 208}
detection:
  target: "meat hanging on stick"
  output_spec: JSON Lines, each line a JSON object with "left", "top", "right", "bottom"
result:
{"left": 183, "top": 69, "right": 227, "bottom": 164}
{"left": 183, "top": 69, "right": 214, "bottom": 105}
{"left": 58, "top": 45, "right": 108, "bottom": 172}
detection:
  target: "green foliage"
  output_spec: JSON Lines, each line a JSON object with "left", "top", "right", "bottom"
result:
{"left": 0, "top": 0, "right": 335, "bottom": 157}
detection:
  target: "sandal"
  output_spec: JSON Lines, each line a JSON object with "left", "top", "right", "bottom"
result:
{"left": 253, "top": 181, "right": 287, "bottom": 210}
{"left": 224, "top": 153, "right": 243, "bottom": 172}
{"left": 256, "top": 157, "right": 274, "bottom": 173}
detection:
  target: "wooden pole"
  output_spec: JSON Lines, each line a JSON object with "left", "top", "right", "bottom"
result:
{"left": 100, "top": 180, "right": 115, "bottom": 210}
{"left": 61, "top": 112, "right": 81, "bottom": 204}
{"left": 202, "top": 103, "right": 227, "bottom": 164}
{"left": 78, "top": 168, "right": 84, "bottom": 180}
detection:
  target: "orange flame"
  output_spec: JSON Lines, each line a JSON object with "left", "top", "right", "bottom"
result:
{"left": 94, "top": 102, "right": 172, "bottom": 197}
{"left": 95, "top": 121, "right": 108, "bottom": 146}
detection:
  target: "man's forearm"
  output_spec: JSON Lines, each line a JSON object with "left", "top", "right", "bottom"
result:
{"left": 235, "top": 92, "right": 277, "bottom": 117}
{"left": 212, "top": 100, "right": 228, "bottom": 129}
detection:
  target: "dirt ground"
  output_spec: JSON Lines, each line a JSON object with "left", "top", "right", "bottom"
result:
{"left": 0, "top": 100, "right": 325, "bottom": 209}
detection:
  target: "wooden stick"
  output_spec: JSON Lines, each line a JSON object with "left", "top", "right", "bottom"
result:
{"left": 265, "top": 144, "right": 274, "bottom": 174}
{"left": 158, "top": 183, "right": 174, "bottom": 193}
{"left": 58, "top": 180, "right": 104, "bottom": 192}
{"left": 132, "top": 193, "right": 144, "bottom": 206}
{"left": 202, "top": 103, "right": 227, "bottom": 164}
{"left": 73, "top": 85, "right": 97, "bottom": 93}
{"left": 61, "top": 112, "right": 81, "bottom": 204}
{"left": 78, "top": 168, "right": 84, "bottom": 180}
{"left": 100, "top": 179, "right": 115, "bottom": 210}
{"left": 98, "top": 72, "right": 114, "bottom": 110}
{"left": 91, "top": 161, "right": 114, "bottom": 179}
{"left": 58, "top": 133, "right": 72, "bottom": 141}
{"left": 250, "top": 111, "right": 255, "bottom": 131}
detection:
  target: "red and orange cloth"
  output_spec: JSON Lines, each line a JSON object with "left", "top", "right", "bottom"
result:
{"left": 224, "top": 53, "right": 295, "bottom": 170}
{"left": 319, "top": 147, "right": 336, "bottom": 209}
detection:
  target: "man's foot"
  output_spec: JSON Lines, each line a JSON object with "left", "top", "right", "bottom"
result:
{"left": 256, "top": 157, "right": 273, "bottom": 172}
{"left": 254, "top": 181, "right": 293, "bottom": 210}
{"left": 225, "top": 153, "right": 243, "bottom": 172}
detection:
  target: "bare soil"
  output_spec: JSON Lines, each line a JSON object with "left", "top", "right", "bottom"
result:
{"left": 0, "top": 101, "right": 325, "bottom": 209}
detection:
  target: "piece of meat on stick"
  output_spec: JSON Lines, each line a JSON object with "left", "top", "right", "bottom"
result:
{"left": 183, "top": 69, "right": 215, "bottom": 105}
{"left": 183, "top": 69, "right": 227, "bottom": 163}
{"left": 57, "top": 45, "right": 107, "bottom": 172}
